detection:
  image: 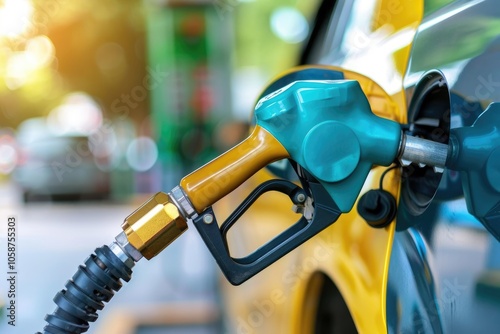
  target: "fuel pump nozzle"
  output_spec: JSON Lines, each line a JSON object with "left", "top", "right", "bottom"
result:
{"left": 39, "top": 67, "right": 500, "bottom": 334}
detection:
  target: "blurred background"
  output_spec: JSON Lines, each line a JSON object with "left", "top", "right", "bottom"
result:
{"left": 0, "top": 0, "right": 320, "bottom": 333}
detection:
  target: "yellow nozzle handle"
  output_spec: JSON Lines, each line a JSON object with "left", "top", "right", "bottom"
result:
{"left": 180, "top": 125, "right": 289, "bottom": 213}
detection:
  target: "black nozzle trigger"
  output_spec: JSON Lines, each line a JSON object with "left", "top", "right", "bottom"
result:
{"left": 192, "top": 178, "right": 341, "bottom": 285}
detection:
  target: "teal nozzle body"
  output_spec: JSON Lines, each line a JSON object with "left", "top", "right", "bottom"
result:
{"left": 448, "top": 102, "right": 500, "bottom": 239}
{"left": 254, "top": 80, "right": 401, "bottom": 212}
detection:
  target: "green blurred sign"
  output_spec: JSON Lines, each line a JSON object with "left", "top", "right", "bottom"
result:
{"left": 147, "top": 2, "right": 232, "bottom": 188}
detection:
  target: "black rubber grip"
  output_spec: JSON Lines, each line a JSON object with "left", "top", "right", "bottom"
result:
{"left": 38, "top": 245, "right": 133, "bottom": 334}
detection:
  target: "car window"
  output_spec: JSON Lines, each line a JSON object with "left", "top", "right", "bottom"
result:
{"left": 315, "top": 0, "right": 409, "bottom": 65}
{"left": 300, "top": 0, "right": 340, "bottom": 64}
{"left": 310, "top": 0, "right": 354, "bottom": 64}
{"left": 304, "top": 0, "right": 458, "bottom": 65}
{"left": 424, "top": 0, "right": 456, "bottom": 16}
{"left": 336, "top": 0, "right": 379, "bottom": 60}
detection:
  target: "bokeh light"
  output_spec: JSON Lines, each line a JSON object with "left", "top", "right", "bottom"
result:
{"left": 47, "top": 92, "right": 103, "bottom": 136}
{"left": 25, "top": 35, "right": 55, "bottom": 68}
{"left": 95, "top": 42, "right": 127, "bottom": 80}
{"left": 0, "top": 143, "right": 17, "bottom": 174}
{"left": 0, "top": 131, "right": 17, "bottom": 174}
{"left": 126, "top": 136, "right": 158, "bottom": 172}
{"left": 0, "top": 0, "right": 34, "bottom": 38}
{"left": 4, "top": 35, "right": 55, "bottom": 89}
{"left": 270, "top": 7, "right": 309, "bottom": 44}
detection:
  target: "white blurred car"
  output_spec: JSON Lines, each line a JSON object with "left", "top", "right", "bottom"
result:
{"left": 13, "top": 118, "right": 110, "bottom": 201}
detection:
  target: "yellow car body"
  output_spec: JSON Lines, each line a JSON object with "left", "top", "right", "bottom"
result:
{"left": 220, "top": 1, "right": 424, "bottom": 333}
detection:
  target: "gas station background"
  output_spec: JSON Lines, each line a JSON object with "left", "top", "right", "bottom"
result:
{"left": 0, "top": 0, "right": 320, "bottom": 196}
{"left": 0, "top": 1, "right": 320, "bottom": 333}
{"left": 4, "top": 1, "right": 497, "bottom": 334}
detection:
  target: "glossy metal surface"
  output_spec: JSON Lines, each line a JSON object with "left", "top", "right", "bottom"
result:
{"left": 122, "top": 192, "right": 187, "bottom": 259}
{"left": 399, "top": 134, "right": 448, "bottom": 169}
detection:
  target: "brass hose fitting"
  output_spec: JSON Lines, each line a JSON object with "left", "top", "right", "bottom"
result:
{"left": 122, "top": 192, "right": 188, "bottom": 260}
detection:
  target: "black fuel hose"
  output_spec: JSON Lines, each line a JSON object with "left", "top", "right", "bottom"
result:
{"left": 37, "top": 244, "right": 134, "bottom": 334}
